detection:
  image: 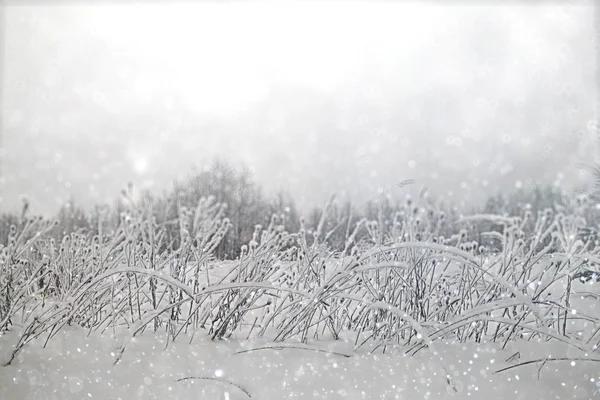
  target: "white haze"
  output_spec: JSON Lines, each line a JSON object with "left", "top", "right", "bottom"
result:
{"left": 0, "top": 2, "right": 597, "bottom": 214}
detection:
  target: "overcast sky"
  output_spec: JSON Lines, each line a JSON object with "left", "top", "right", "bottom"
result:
{"left": 1, "top": 2, "right": 597, "bottom": 215}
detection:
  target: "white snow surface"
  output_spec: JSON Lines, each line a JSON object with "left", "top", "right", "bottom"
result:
{"left": 1, "top": 325, "right": 599, "bottom": 399}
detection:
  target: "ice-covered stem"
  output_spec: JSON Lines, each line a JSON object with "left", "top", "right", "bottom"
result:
{"left": 312, "top": 194, "right": 336, "bottom": 251}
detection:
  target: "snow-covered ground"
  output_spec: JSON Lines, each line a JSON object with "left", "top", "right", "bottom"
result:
{"left": 1, "top": 325, "right": 598, "bottom": 399}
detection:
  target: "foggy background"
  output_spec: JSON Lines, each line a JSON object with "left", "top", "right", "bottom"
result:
{"left": 0, "top": 2, "right": 597, "bottom": 215}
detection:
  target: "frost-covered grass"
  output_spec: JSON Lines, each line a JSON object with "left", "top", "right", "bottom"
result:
{"left": 1, "top": 194, "right": 600, "bottom": 398}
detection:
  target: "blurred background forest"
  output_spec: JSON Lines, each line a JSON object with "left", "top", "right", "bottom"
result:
{"left": 1, "top": 157, "right": 594, "bottom": 260}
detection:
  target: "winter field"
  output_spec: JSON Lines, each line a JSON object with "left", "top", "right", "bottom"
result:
{"left": 1, "top": 194, "right": 600, "bottom": 399}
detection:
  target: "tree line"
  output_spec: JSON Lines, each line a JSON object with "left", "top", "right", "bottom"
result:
{"left": 0, "top": 158, "right": 592, "bottom": 259}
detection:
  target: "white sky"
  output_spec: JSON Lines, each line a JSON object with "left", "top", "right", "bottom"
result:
{"left": 70, "top": 2, "right": 443, "bottom": 114}
{"left": 1, "top": 2, "right": 597, "bottom": 214}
